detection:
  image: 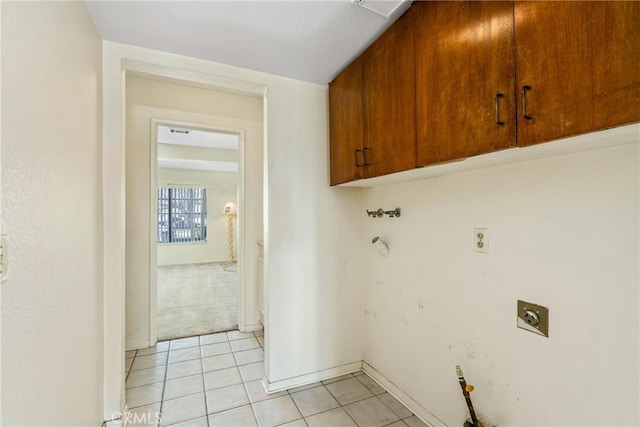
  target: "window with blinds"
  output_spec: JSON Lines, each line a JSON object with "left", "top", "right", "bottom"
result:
{"left": 157, "top": 187, "right": 207, "bottom": 244}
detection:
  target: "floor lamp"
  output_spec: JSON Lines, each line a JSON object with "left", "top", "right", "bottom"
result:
{"left": 223, "top": 201, "right": 237, "bottom": 264}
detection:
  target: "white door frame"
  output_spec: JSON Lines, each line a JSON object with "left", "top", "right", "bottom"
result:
{"left": 150, "top": 118, "right": 247, "bottom": 344}
{"left": 102, "top": 48, "right": 268, "bottom": 421}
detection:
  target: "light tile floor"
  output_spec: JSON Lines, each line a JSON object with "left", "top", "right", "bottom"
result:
{"left": 125, "top": 330, "right": 427, "bottom": 427}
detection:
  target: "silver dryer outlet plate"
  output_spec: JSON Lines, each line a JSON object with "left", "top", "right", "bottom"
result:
{"left": 517, "top": 299, "right": 549, "bottom": 337}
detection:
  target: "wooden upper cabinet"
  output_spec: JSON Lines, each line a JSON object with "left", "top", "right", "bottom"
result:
{"left": 363, "top": 11, "right": 416, "bottom": 178}
{"left": 515, "top": 1, "right": 640, "bottom": 146}
{"left": 329, "top": 56, "right": 364, "bottom": 185}
{"left": 328, "top": 1, "right": 639, "bottom": 185}
{"left": 414, "top": 1, "right": 516, "bottom": 166}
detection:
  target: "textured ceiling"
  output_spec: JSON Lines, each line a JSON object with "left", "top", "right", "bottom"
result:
{"left": 85, "top": 1, "right": 405, "bottom": 84}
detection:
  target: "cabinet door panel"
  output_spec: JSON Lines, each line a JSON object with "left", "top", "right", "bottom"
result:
{"left": 363, "top": 11, "right": 416, "bottom": 178}
{"left": 515, "top": 1, "right": 640, "bottom": 146}
{"left": 329, "top": 57, "right": 364, "bottom": 185}
{"left": 415, "top": 1, "right": 516, "bottom": 166}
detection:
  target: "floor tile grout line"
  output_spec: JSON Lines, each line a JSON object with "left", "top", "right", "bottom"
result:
{"left": 321, "top": 378, "right": 389, "bottom": 427}
{"left": 124, "top": 353, "right": 135, "bottom": 383}
{"left": 157, "top": 349, "right": 169, "bottom": 427}
{"left": 163, "top": 387, "right": 207, "bottom": 402}
{"left": 374, "top": 389, "right": 414, "bottom": 422}
{"left": 284, "top": 388, "right": 307, "bottom": 426}
{"left": 284, "top": 381, "right": 368, "bottom": 427}
{"left": 240, "top": 379, "right": 261, "bottom": 426}
{"left": 358, "top": 373, "right": 416, "bottom": 422}
{"left": 179, "top": 344, "right": 209, "bottom": 427}
{"left": 162, "top": 342, "right": 210, "bottom": 427}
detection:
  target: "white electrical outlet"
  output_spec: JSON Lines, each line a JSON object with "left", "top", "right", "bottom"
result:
{"left": 474, "top": 228, "right": 488, "bottom": 253}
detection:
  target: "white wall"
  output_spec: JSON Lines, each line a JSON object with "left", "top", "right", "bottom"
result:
{"left": 265, "top": 90, "right": 364, "bottom": 387}
{"left": 1, "top": 2, "right": 104, "bottom": 425}
{"left": 103, "top": 43, "right": 365, "bottom": 411}
{"left": 157, "top": 167, "right": 238, "bottom": 266}
{"left": 362, "top": 142, "right": 639, "bottom": 426}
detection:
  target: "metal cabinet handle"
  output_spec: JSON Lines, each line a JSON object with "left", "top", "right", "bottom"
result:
{"left": 521, "top": 85, "right": 533, "bottom": 120}
{"left": 354, "top": 149, "right": 363, "bottom": 167}
{"left": 495, "top": 93, "right": 505, "bottom": 126}
{"left": 363, "top": 147, "right": 371, "bottom": 166}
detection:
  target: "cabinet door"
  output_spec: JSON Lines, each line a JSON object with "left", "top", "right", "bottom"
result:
{"left": 414, "top": 1, "right": 516, "bottom": 166}
{"left": 329, "top": 57, "right": 365, "bottom": 185}
{"left": 363, "top": 11, "right": 416, "bottom": 178}
{"left": 515, "top": 1, "right": 640, "bottom": 146}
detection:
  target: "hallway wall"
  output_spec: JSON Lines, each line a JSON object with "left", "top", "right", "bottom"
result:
{"left": 125, "top": 75, "right": 263, "bottom": 350}
{"left": 1, "top": 2, "right": 104, "bottom": 425}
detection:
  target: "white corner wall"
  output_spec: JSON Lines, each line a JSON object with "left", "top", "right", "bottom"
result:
{"left": 265, "top": 88, "right": 365, "bottom": 387}
{"left": 1, "top": 2, "right": 104, "bottom": 425}
{"left": 363, "top": 141, "right": 639, "bottom": 426}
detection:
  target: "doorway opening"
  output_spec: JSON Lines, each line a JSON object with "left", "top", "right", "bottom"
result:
{"left": 154, "top": 124, "right": 241, "bottom": 340}
{"left": 123, "top": 73, "right": 264, "bottom": 355}
{"left": 110, "top": 64, "right": 266, "bottom": 419}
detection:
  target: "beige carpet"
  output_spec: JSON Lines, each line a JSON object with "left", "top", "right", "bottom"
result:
{"left": 157, "top": 262, "right": 238, "bottom": 340}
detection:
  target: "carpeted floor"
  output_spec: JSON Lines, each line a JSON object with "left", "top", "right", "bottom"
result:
{"left": 157, "top": 262, "right": 238, "bottom": 340}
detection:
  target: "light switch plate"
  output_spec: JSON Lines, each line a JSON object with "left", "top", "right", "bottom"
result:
{"left": 517, "top": 299, "right": 549, "bottom": 337}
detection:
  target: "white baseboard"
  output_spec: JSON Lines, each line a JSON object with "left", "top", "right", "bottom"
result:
{"left": 126, "top": 339, "right": 152, "bottom": 352}
{"left": 103, "top": 403, "right": 128, "bottom": 427}
{"left": 363, "top": 361, "right": 446, "bottom": 427}
{"left": 265, "top": 361, "right": 363, "bottom": 393}
{"left": 241, "top": 322, "right": 264, "bottom": 333}
{"left": 122, "top": 404, "right": 129, "bottom": 427}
